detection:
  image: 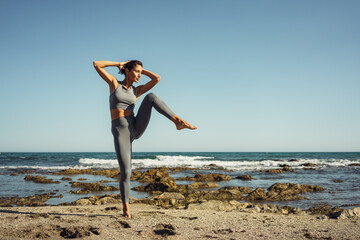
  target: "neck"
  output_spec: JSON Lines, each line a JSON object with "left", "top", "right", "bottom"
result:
{"left": 122, "top": 77, "right": 133, "bottom": 89}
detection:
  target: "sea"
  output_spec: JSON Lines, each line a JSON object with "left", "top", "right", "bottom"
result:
{"left": 0, "top": 152, "right": 359, "bottom": 210}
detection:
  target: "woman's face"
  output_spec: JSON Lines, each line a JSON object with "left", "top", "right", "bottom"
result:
{"left": 126, "top": 64, "right": 143, "bottom": 83}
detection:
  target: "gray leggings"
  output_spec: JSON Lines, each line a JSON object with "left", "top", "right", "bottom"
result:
{"left": 111, "top": 93, "right": 175, "bottom": 203}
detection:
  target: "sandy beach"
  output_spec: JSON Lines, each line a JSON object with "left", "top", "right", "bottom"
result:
{"left": 1, "top": 203, "right": 360, "bottom": 239}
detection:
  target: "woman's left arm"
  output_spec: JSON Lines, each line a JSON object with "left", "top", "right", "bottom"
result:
{"left": 136, "top": 69, "right": 161, "bottom": 99}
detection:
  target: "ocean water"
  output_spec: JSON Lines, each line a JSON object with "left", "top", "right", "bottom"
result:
{"left": 0, "top": 152, "right": 359, "bottom": 209}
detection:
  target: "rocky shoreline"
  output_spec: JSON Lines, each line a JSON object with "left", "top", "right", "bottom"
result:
{"left": 1, "top": 166, "right": 360, "bottom": 239}
{"left": 1, "top": 167, "right": 360, "bottom": 220}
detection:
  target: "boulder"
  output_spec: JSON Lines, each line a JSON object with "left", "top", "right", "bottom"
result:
{"left": 157, "top": 192, "right": 185, "bottom": 200}
{"left": 246, "top": 188, "right": 267, "bottom": 200}
{"left": 70, "top": 182, "right": 119, "bottom": 194}
{"left": 61, "top": 177, "right": 72, "bottom": 181}
{"left": 260, "top": 169, "right": 283, "bottom": 174}
{"left": 132, "top": 180, "right": 177, "bottom": 192}
{"left": 267, "top": 183, "right": 325, "bottom": 194}
{"left": 219, "top": 186, "right": 253, "bottom": 194}
{"left": 236, "top": 175, "right": 253, "bottom": 181}
{"left": 93, "top": 169, "right": 120, "bottom": 179}
{"left": 301, "top": 163, "right": 317, "bottom": 167}
{"left": 308, "top": 206, "right": 342, "bottom": 216}
{"left": 0, "top": 193, "right": 54, "bottom": 207}
{"left": 95, "top": 196, "right": 120, "bottom": 205}
{"left": 53, "top": 169, "right": 93, "bottom": 175}
{"left": 178, "top": 182, "right": 220, "bottom": 191}
{"left": 74, "top": 199, "right": 92, "bottom": 206}
{"left": 288, "top": 159, "right": 299, "bottom": 162}
{"left": 348, "top": 163, "right": 360, "bottom": 166}
{"left": 131, "top": 168, "right": 174, "bottom": 183}
{"left": 177, "top": 173, "right": 232, "bottom": 182}
{"left": 330, "top": 207, "right": 360, "bottom": 219}
{"left": 187, "top": 200, "right": 250, "bottom": 211}
{"left": 24, "top": 175, "right": 60, "bottom": 184}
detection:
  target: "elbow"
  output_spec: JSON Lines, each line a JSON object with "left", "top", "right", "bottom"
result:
{"left": 93, "top": 61, "right": 98, "bottom": 68}
{"left": 156, "top": 75, "right": 161, "bottom": 82}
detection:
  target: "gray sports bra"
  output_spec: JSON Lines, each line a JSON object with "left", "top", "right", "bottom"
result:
{"left": 109, "top": 82, "right": 137, "bottom": 111}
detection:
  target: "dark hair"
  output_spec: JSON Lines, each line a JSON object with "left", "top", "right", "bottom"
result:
{"left": 120, "top": 60, "right": 143, "bottom": 75}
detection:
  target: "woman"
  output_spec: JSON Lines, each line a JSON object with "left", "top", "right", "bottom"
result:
{"left": 93, "top": 60, "right": 197, "bottom": 218}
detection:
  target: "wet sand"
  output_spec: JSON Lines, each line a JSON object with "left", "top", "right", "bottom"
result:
{"left": 1, "top": 203, "right": 359, "bottom": 239}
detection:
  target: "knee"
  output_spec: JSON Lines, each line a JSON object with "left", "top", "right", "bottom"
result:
{"left": 120, "top": 168, "right": 132, "bottom": 181}
{"left": 145, "top": 92, "right": 157, "bottom": 102}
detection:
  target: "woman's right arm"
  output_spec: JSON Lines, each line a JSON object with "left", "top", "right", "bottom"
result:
{"left": 93, "top": 61, "right": 126, "bottom": 93}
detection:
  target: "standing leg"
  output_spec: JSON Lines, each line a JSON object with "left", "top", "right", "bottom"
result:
{"left": 112, "top": 118, "right": 133, "bottom": 218}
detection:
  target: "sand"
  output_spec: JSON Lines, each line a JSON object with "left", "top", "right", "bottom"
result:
{"left": 1, "top": 204, "right": 359, "bottom": 239}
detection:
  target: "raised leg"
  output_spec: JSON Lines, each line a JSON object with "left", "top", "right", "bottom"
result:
{"left": 133, "top": 93, "right": 175, "bottom": 139}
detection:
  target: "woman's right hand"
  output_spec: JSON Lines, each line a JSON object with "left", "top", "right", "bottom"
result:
{"left": 118, "top": 61, "right": 129, "bottom": 72}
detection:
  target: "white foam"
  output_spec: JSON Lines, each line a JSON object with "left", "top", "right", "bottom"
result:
{"left": 1, "top": 156, "right": 358, "bottom": 171}
{"left": 78, "top": 158, "right": 118, "bottom": 169}
{"left": 0, "top": 165, "right": 75, "bottom": 170}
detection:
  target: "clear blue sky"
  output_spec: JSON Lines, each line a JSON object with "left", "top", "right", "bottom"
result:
{"left": 1, "top": 0, "right": 359, "bottom": 152}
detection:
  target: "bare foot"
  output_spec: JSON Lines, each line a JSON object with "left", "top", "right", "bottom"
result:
{"left": 122, "top": 212, "right": 132, "bottom": 219}
{"left": 122, "top": 202, "right": 131, "bottom": 218}
{"left": 172, "top": 115, "right": 197, "bottom": 130}
{"left": 176, "top": 120, "right": 197, "bottom": 130}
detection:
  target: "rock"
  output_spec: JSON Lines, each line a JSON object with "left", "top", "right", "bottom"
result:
{"left": 0, "top": 193, "right": 54, "bottom": 207}
{"left": 166, "top": 167, "right": 197, "bottom": 172}
{"left": 308, "top": 206, "right": 342, "bottom": 216}
{"left": 288, "top": 159, "right": 299, "bottom": 162}
{"left": 184, "top": 186, "right": 252, "bottom": 203}
{"left": 177, "top": 173, "right": 232, "bottom": 182}
{"left": 61, "top": 177, "right": 72, "bottom": 181}
{"left": 236, "top": 175, "right": 253, "bottom": 181}
{"left": 53, "top": 169, "right": 94, "bottom": 175}
{"left": 303, "top": 167, "right": 317, "bottom": 171}
{"left": 332, "top": 179, "right": 344, "bottom": 183}
{"left": 95, "top": 196, "right": 120, "bottom": 205}
{"left": 182, "top": 182, "right": 220, "bottom": 190}
{"left": 74, "top": 199, "right": 92, "bottom": 206}
{"left": 157, "top": 192, "right": 185, "bottom": 200}
{"left": 268, "top": 183, "right": 325, "bottom": 194}
{"left": 24, "top": 175, "right": 60, "bottom": 184}
{"left": 131, "top": 168, "right": 174, "bottom": 183}
{"left": 301, "top": 163, "right": 317, "bottom": 167}
{"left": 135, "top": 192, "right": 186, "bottom": 209}
{"left": 282, "top": 165, "right": 294, "bottom": 172}
{"left": 348, "top": 163, "right": 360, "bottom": 166}
{"left": 246, "top": 188, "right": 267, "bottom": 200}
{"left": 242, "top": 183, "right": 325, "bottom": 202}
{"left": 70, "top": 194, "right": 122, "bottom": 205}
{"left": 151, "top": 192, "right": 186, "bottom": 208}
{"left": 276, "top": 165, "right": 294, "bottom": 172}
{"left": 187, "top": 200, "right": 249, "bottom": 211}
{"left": 220, "top": 186, "right": 253, "bottom": 194}
{"left": 132, "top": 180, "right": 177, "bottom": 192}
{"left": 10, "top": 170, "right": 36, "bottom": 176}
{"left": 154, "top": 223, "right": 176, "bottom": 237}
{"left": 70, "top": 182, "right": 119, "bottom": 194}
{"left": 330, "top": 207, "right": 360, "bottom": 219}
{"left": 58, "top": 226, "right": 100, "bottom": 238}
{"left": 260, "top": 169, "right": 283, "bottom": 174}
{"left": 262, "top": 183, "right": 325, "bottom": 201}
{"left": 93, "top": 169, "right": 120, "bottom": 179}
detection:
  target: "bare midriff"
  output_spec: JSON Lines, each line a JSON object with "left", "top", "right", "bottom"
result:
{"left": 111, "top": 109, "right": 134, "bottom": 120}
